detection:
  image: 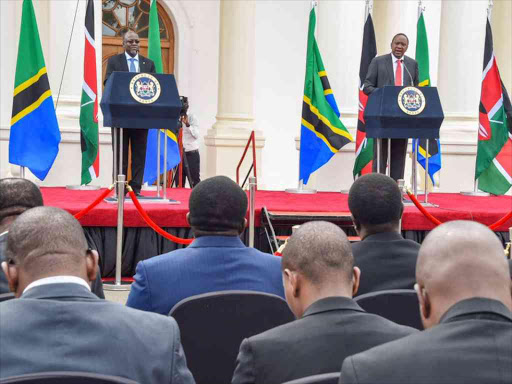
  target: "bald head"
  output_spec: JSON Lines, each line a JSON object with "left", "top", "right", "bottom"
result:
{"left": 0, "top": 178, "right": 43, "bottom": 232}
{"left": 416, "top": 220, "right": 512, "bottom": 327}
{"left": 6, "top": 207, "right": 90, "bottom": 278}
{"left": 282, "top": 221, "right": 354, "bottom": 285}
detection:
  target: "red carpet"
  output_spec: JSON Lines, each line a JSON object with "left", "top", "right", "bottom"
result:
{"left": 41, "top": 187, "right": 512, "bottom": 231}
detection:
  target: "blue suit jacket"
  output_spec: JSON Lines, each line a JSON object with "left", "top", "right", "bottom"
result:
{"left": 126, "top": 236, "right": 285, "bottom": 315}
{"left": 0, "top": 283, "right": 194, "bottom": 383}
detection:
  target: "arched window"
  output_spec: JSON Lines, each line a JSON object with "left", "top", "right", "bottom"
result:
{"left": 102, "top": 0, "right": 175, "bottom": 79}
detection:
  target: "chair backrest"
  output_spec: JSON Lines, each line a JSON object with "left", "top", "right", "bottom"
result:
{"left": 0, "top": 293, "right": 15, "bottom": 303}
{"left": 355, "top": 289, "right": 423, "bottom": 330}
{"left": 169, "top": 290, "right": 295, "bottom": 384}
{"left": 0, "top": 371, "right": 138, "bottom": 384}
{"left": 281, "top": 372, "right": 340, "bottom": 384}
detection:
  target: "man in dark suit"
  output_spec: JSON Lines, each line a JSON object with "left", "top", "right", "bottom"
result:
{"left": 0, "top": 207, "right": 194, "bottom": 383}
{"left": 341, "top": 220, "right": 512, "bottom": 384}
{"left": 231, "top": 221, "right": 416, "bottom": 384}
{"left": 349, "top": 173, "right": 420, "bottom": 296}
{"left": 126, "top": 176, "right": 285, "bottom": 315}
{"left": 0, "top": 178, "right": 104, "bottom": 298}
{"left": 363, "top": 33, "right": 419, "bottom": 181}
{"left": 104, "top": 30, "right": 156, "bottom": 195}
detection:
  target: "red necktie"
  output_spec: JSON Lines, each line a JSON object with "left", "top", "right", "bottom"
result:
{"left": 395, "top": 59, "right": 402, "bottom": 86}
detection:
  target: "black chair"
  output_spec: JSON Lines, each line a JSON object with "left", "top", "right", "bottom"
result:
{"left": 0, "top": 372, "right": 138, "bottom": 384}
{"left": 355, "top": 289, "right": 423, "bottom": 330}
{"left": 281, "top": 372, "right": 340, "bottom": 384}
{"left": 0, "top": 293, "right": 15, "bottom": 302}
{"left": 169, "top": 290, "right": 295, "bottom": 384}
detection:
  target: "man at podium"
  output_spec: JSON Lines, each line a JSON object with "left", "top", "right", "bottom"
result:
{"left": 104, "top": 30, "right": 156, "bottom": 195}
{"left": 364, "top": 33, "right": 419, "bottom": 181}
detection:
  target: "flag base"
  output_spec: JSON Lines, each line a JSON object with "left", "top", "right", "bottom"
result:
{"left": 103, "top": 280, "right": 131, "bottom": 291}
{"left": 104, "top": 196, "right": 180, "bottom": 204}
{"left": 66, "top": 184, "right": 101, "bottom": 190}
{"left": 460, "top": 191, "right": 490, "bottom": 196}
{"left": 285, "top": 187, "right": 317, "bottom": 194}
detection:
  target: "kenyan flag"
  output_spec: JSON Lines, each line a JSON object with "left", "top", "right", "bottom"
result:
{"left": 353, "top": 13, "right": 376, "bottom": 178}
{"left": 79, "top": 0, "right": 99, "bottom": 185}
{"left": 475, "top": 18, "right": 512, "bottom": 195}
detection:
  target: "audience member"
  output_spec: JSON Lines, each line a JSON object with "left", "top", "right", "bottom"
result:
{"left": 341, "top": 220, "right": 512, "bottom": 384}
{"left": 0, "top": 207, "right": 194, "bottom": 383}
{"left": 127, "top": 176, "right": 284, "bottom": 315}
{"left": 231, "top": 221, "right": 416, "bottom": 384}
{"left": 0, "top": 178, "right": 104, "bottom": 298}
{"left": 349, "top": 173, "right": 420, "bottom": 296}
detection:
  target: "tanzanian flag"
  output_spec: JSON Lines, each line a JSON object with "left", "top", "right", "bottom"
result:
{"left": 9, "top": 0, "right": 60, "bottom": 181}
{"left": 300, "top": 8, "right": 353, "bottom": 184}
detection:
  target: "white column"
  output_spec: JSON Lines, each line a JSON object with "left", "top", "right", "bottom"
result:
{"left": 205, "top": 0, "right": 264, "bottom": 183}
{"left": 492, "top": 0, "right": 512, "bottom": 94}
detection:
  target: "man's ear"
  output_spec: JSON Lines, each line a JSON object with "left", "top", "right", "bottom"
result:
{"left": 284, "top": 268, "right": 300, "bottom": 297}
{"left": 415, "top": 283, "right": 431, "bottom": 325}
{"left": 351, "top": 216, "right": 361, "bottom": 234}
{"left": 186, "top": 212, "right": 191, "bottom": 226}
{"left": 399, "top": 203, "right": 404, "bottom": 219}
{"left": 238, "top": 218, "right": 248, "bottom": 235}
{"left": 2, "top": 261, "right": 19, "bottom": 295}
{"left": 85, "top": 250, "right": 99, "bottom": 283}
{"left": 352, "top": 266, "right": 361, "bottom": 296}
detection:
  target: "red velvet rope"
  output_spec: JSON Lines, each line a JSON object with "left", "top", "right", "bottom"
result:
{"left": 74, "top": 186, "right": 115, "bottom": 220}
{"left": 406, "top": 189, "right": 512, "bottom": 230}
{"left": 128, "top": 190, "right": 194, "bottom": 245}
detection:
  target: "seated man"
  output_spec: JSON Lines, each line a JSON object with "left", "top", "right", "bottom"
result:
{"left": 0, "top": 178, "right": 104, "bottom": 298}
{"left": 231, "top": 221, "right": 416, "bottom": 384}
{"left": 0, "top": 207, "right": 194, "bottom": 383}
{"left": 349, "top": 173, "right": 420, "bottom": 296}
{"left": 341, "top": 221, "right": 512, "bottom": 384}
{"left": 127, "top": 176, "right": 284, "bottom": 315}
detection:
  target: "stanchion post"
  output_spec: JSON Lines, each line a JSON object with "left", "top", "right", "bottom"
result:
{"left": 157, "top": 130, "right": 161, "bottom": 197}
{"left": 425, "top": 139, "right": 430, "bottom": 204}
{"left": 164, "top": 130, "right": 168, "bottom": 200}
{"left": 412, "top": 139, "right": 418, "bottom": 197}
{"left": 386, "top": 139, "right": 391, "bottom": 177}
{"left": 113, "top": 128, "right": 118, "bottom": 198}
{"left": 115, "top": 174, "right": 125, "bottom": 286}
{"left": 249, "top": 176, "right": 256, "bottom": 248}
{"left": 376, "top": 138, "right": 381, "bottom": 173}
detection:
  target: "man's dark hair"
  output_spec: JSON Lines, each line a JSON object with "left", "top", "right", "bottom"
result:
{"left": 188, "top": 176, "right": 247, "bottom": 233}
{"left": 348, "top": 174, "right": 403, "bottom": 227}
{"left": 0, "top": 178, "right": 43, "bottom": 224}
{"left": 282, "top": 221, "right": 354, "bottom": 283}
{"left": 6, "top": 207, "right": 88, "bottom": 274}
{"left": 391, "top": 33, "right": 409, "bottom": 44}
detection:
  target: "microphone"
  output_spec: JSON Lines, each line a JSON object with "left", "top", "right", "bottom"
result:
{"left": 402, "top": 59, "right": 414, "bottom": 87}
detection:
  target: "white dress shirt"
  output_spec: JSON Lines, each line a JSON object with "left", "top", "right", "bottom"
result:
{"left": 125, "top": 52, "right": 140, "bottom": 72}
{"left": 392, "top": 54, "right": 404, "bottom": 86}
{"left": 23, "top": 275, "right": 91, "bottom": 294}
{"left": 182, "top": 113, "right": 200, "bottom": 152}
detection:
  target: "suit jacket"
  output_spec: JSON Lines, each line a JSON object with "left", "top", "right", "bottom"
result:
{"left": 363, "top": 53, "right": 419, "bottom": 95}
{"left": 352, "top": 231, "right": 420, "bottom": 297}
{"left": 0, "top": 283, "right": 195, "bottom": 383}
{"left": 231, "top": 296, "right": 416, "bottom": 384}
{"left": 126, "top": 236, "right": 285, "bottom": 315}
{"left": 104, "top": 53, "right": 156, "bottom": 85}
{"left": 341, "top": 297, "right": 512, "bottom": 384}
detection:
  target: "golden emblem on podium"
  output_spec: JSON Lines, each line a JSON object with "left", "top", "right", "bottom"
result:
{"left": 129, "top": 73, "right": 161, "bottom": 104}
{"left": 398, "top": 87, "right": 426, "bottom": 116}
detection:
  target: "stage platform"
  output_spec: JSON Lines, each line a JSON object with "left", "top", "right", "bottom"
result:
{"left": 41, "top": 187, "right": 511, "bottom": 277}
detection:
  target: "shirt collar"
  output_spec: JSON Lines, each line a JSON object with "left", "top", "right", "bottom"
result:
{"left": 125, "top": 52, "right": 139, "bottom": 62}
{"left": 302, "top": 296, "right": 364, "bottom": 318}
{"left": 23, "top": 276, "right": 91, "bottom": 294}
{"left": 392, "top": 54, "right": 403, "bottom": 63}
{"left": 440, "top": 297, "right": 512, "bottom": 324}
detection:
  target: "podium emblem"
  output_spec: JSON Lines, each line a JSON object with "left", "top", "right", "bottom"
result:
{"left": 398, "top": 87, "right": 426, "bottom": 115}
{"left": 130, "top": 74, "right": 161, "bottom": 104}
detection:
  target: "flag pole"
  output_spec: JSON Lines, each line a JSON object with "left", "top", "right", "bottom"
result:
{"left": 286, "top": 0, "right": 318, "bottom": 194}
{"left": 461, "top": 0, "right": 492, "bottom": 196}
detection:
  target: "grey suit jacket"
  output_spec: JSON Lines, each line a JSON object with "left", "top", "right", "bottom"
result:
{"left": 341, "top": 298, "right": 512, "bottom": 384}
{"left": 231, "top": 296, "right": 416, "bottom": 384}
{"left": 363, "top": 53, "right": 419, "bottom": 95}
{"left": 0, "top": 283, "right": 195, "bottom": 384}
{"left": 352, "top": 231, "right": 420, "bottom": 297}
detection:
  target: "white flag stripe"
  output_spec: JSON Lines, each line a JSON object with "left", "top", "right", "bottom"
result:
{"left": 85, "top": 28, "right": 95, "bottom": 48}
{"left": 88, "top": 165, "right": 97, "bottom": 180}
{"left": 487, "top": 94, "right": 503, "bottom": 120}
{"left": 493, "top": 158, "right": 512, "bottom": 184}
{"left": 82, "top": 81, "right": 96, "bottom": 102}
{"left": 482, "top": 52, "right": 494, "bottom": 81}
{"left": 81, "top": 100, "right": 94, "bottom": 108}
{"left": 479, "top": 124, "right": 489, "bottom": 138}
{"left": 355, "top": 138, "right": 367, "bottom": 157}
